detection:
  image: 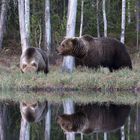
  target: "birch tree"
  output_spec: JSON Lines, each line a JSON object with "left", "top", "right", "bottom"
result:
{"left": 44, "top": 0, "right": 51, "bottom": 53}
{"left": 120, "top": 0, "right": 126, "bottom": 43}
{"left": 19, "top": 119, "right": 30, "bottom": 140}
{"left": 96, "top": 0, "right": 100, "bottom": 37}
{"left": 79, "top": 0, "right": 84, "bottom": 37}
{"left": 45, "top": 103, "right": 51, "bottom": 140}
{"left": 136, "top": 0, "right": 140, "bottom": 50}
{"left": 63, "top": 99, "right": 75, "bottom": 140}
{"left": 18, "top": 0, "right": 30, "bottom": 52}
{"left": 0, "top": 0, "right": 8, "bottom": 49}
{"left": 127, "top": 0, "right": 131, "bottom": 24}
{"left": 102, "top": 0, "right": 107, "bottom": 37}
{"left": 62, "top": 0, "right": 78, "bottom": 73}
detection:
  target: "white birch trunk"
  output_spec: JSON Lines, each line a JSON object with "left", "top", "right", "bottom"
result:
{"left": 62, "top": 0, "right": 77, "bottom": 73}
{"left": 136, "top": 0, "right": 140, "bottom": 50}
{"left": 18, "top": 0, "right": 30, "bottom": 52}
{"left": 120, "top": 0, "right": 126, "bottom": 43}
{"left": 120, "top": 126, "right": 125, "bottom": 140}
{"left": 79, "top": 0, "right": 84, "bottom": 37}
{"left": 127, "top": 0, "right": 131, "bottom": 24}
{"left": 44, "top": 0, "right": 51, "bottom": 53}
{"left": 45, "top": 103, "right": 51, "bottom": 140}
{"left": 63, "top": 99, "right": 75, "bottom": 140}
{"left": 19, "top": 119, "right": 30, "bottom": 140}
{"left": 0, "top": 0, "right": 8, "bottom": 49}
{"left": 96, "top": 0, "right": 100, "bottom": 37}
{"left": 104, "top": 132, "right": 107, "bottom": 140}
{"left": 25, "top": 0, "right": 30, "bottom": 39}
{"left": 102, "top": 0, "right": 107, "bottom": 37}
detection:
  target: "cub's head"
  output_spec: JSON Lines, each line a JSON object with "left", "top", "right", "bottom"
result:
{"left": 57, "top": 112, "right": 86, "bottom": 133}
{"left": 57, "top": 37, "right": 80, "bottom": 56}
{"left": 20, "top": 48, "right": 38, "bottom": 73}
{"left": 20, "top": 101, "right": 47, "bottom": 122}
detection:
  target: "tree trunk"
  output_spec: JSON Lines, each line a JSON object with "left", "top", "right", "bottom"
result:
{"left": 127, "top": 0, "right": 131, "bottom": 24}
{"left": 0, "top": 104, "right": 7, "bottom": 140}
{"left": 18, "top": 0, "right": 30, "bottom": 52}
{"left": 79, "top": 0, "right": 84, "bottom": 37}
{"left": 120, "top": 126, "right": 125, "bottom": 140}
{"left": 62, "top": 0, "right": 78, "bottom": 73}
{"left": 0, "top": 0, "right": 8, "bottom": 49}
{"left": 25, "top": 0, "right": 30, "bottom": 39}
{"left": 96, "top": 0, "right": 100, "bottom": 37}
{"left": 45, "top": 103, "right": 51, "bottom": 140}
{"left": 44, "top": 0, "right": 51, "bottom": 53}
{"left": 63, "top": 99, "right": 75, "bottom": 140}
{"left": 102, "top": 0, "right": 107, "bottom": 37}
{"left": 19, "top": 118, "right": 30, "bottom": 140}
{"left": 120, "top": 0, "right": 126, "bottom": 43}
{"left": 104, "top": 133, "right": 107, "bottom": 140}
{"left": 136, "top": 0, "right": 140, "bottom": 50}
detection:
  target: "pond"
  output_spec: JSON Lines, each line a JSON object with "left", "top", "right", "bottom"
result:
{"left": 0, "top": 90, "right": 140, "bottom": 140}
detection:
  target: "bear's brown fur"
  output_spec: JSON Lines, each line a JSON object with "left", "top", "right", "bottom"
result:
{"left": 20, "top": 47, "right": 49, "bottom": 73}
{"left": 20, "top": 101, "right": 48, "bottom": 122}
{"left": 57, "top": 103, "right": 130, "bottom": 134}
{"left": 57, "top": 35, "right": 132, "bottom": 72}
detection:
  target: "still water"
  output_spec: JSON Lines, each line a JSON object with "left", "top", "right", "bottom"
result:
{"left": 0, "top": 91, "right": 140, "bottom": 140}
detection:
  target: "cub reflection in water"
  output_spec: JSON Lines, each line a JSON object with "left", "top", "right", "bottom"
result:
{"left": 20, "top": 100, "right": 48, "bottom": 122}
{"left": 57, "top": 103, "right": 131, "bottom": 134}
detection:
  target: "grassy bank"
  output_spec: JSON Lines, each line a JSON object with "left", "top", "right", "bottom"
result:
{"left": 0, "top": 65, "right": 140, "bottom": 92}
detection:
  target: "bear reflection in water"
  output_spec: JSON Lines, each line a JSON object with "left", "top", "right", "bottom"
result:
{"left": 57, "top": 103, "right": 131, "bottom": 134}
{"left": 20, "top": 101, "right": 48, "bottom": 122}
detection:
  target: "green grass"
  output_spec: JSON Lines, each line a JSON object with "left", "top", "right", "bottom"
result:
{"left": 0, "top": 66, "right": 140, "bottom": 92}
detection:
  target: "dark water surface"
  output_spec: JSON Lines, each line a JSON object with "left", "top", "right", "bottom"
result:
{"left": 0, "top": 90, "right": 140, "bottom": 140}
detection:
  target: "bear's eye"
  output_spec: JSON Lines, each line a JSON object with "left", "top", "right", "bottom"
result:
{"left": 32, "top": 63, "right": 37, "bottom": 67}
{"left": 22, "top": 102, "right": 27, "bottom": 106}
{"left": 22, "top": 64, "right": 27, "bottom": 69}
{"left": 31, "top": 103, "right": 37, "bottom": 108}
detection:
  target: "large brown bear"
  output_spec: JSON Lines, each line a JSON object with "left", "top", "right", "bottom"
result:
{"left": 20, "top": 47, "right": 49, "bottom": 74}
{"left": 57, "top": 35, "right": 132, "bottom": 72}
{"left": 57, "top": 103, "right": 130, "bottom": 134}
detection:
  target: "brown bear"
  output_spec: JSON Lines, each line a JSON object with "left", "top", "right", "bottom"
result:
{"left": 57, "top": 103, "right": 130, "bottom": 134}
{"left": 20, "top": 100, "right": 48, "bottom": 122}
{"left": 57, "top": 34, "right": 132, "bottom": 72}
{"left": 20, "top": 47, "right": 49, "bottom": 74}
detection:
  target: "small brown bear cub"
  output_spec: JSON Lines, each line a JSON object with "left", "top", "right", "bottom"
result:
{"left": 57, "top": 104, "right": 130, "bottom": 134}
{"left": 20, "top": 47, "right": 49, "bottom": 74}
{"left": 57, "top": 34, "right": 132, "bottom": 72}
{"left": 20, "top": 101, "right": 48, "bottom": 122}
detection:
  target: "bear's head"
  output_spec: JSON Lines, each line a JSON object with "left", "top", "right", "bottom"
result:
{"left": 57, "top": 112, "right": 86, "bottom": 133}
{"left": 20, "top": 101, "right": 48, "bottom": 122}
{"left": 57, "top": 37, "right": 86, "bottom": 58}
{"left": 20, "top": 48, "right": 39, "bottom": 73}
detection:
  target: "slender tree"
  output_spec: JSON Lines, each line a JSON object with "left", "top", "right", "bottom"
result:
{"left": 45, "top": 103, "right": 51, "bottom": 140}
{"left": 0, "top": 0, "right": 8, "bottom": 49}
{"left": 62, "top": 0, "right": 78, "bottom": 73}
{"left": 44, "top": 0, "right": 51, "bottom": 53}
{"left": 63, "top": 99, "right": 75, "bottom": 140}
{"left": 136, "top": 0, "right": 140, "bottom": 50}
{"left": 18, "top": 0, "right": 30, "bottom": 52}
{"left": 96, "top": 0, "right": 100, "bottom": 37}
{"left": 19, "top": 119, "right": 30, "bottom": 140}
{"left": 120, "top": 0, "right": 126, "bottom": 43}
{"left": 102, "top": 0, "right": 107, "bottom": 37}
{"left": 127, "top": 0, "right": 131, "bottom": 24}
{"left": 79, "top": 0, "right": 84, "bottom": 37}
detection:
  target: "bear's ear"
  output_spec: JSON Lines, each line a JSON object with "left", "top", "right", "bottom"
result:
{"left": 71, "top": 37, "right": 79, "bottom": 46}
